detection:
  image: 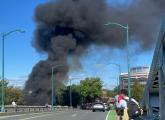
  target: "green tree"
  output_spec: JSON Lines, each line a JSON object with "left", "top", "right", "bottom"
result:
{"left": 106, "top": 86, "right": 119, "bottom": 97}
{"left": 60, "top": 84, "right": 81, "bottom": 107}
{"left": 131, "top": 81, "right": 144, "bottom": 101}
{"left": 80, "top": 77, "right": 102, "bottom": 103}
{"left": 0, "top": 80, "right": 24, "bottom": 105}
{"left": 9, "top": 86, "right": 24, "bottom": 105}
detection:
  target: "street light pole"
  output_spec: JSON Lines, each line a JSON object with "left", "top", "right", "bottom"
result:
{"left": 51, "top": 65, "right": 64, "bottom": 110}
{"left": 126, "top": 24, "right": 131, "bottom": 100}
{"left": 94, "top": 63, "right": 121, "bottom": 92}
{"left": 2, "top": 33, "right": 5, "bottom": 112}
{"left": 69, "top": 76, "right": 85, "bottom": 109}
{"left": 51, "top": 67, "right": 54, "bottom": 110}
{"left": 1, "top": 29, "right": 25, "bottom": 112}
{"left": 69, "top": 79, "right": 72, "bottom": 108}
{"left": 104, "top": 22, "right": 131, "bottom": 99}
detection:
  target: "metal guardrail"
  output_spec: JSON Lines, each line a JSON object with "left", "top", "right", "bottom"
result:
{"left": 1, "top": 105, "right": 69, "bottom": 113}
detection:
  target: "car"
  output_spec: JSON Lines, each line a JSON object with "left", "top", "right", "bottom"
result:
{"left": 92, "top": 102, "right": 105, "bottom": 112}
{"left": 103, "top": 103, "right": 110, "bottom": 111}
{"left": 81, "top": 103, "right": 92, "bottom": 110}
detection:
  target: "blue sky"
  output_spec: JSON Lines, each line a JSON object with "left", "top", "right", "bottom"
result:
{"left": 0, "top": 0, "right": 154, "bottom": 89}
{"left": 107, "top": 0, "right": 133, "bottom": 7}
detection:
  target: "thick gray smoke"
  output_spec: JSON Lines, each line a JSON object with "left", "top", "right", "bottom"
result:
{"left": 24, "top": 0, "right": 165, "bottom": 105}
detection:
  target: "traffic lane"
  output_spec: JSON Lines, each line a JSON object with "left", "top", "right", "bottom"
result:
{"left": 0, "top": 111, "right": 79, "bottom": 120}
{"left": 0, "top": 111, "right": 60, "bottom": 120}
{"left": 19, "top": 110, "right": 109, "bottom": 120}
{"left": 76, "top": 110, "right": 108, "bottom": 120}
{"left": 0, "top": 110, "right": 109, "bottom": 120}
{"left": 30, "top": 110, "right": 89, "bottom": 120}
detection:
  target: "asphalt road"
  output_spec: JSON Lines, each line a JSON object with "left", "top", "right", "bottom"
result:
{"left": 0, "top": 110, "right": 109, "bottom": 120}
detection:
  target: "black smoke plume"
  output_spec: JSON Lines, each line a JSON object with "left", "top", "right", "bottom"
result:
{"left": 24, "top": 0, "right": 165, "bottom": 105}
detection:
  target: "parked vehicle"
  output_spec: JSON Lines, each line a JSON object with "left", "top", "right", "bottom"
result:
{"left": 103, "top": 103, "right": 110, "bottom": 111}
{"left": 92, "top": 102, "right": 105, "bottom": 112}
{"left": 81, "top": 103, "right": 92, "bottom": 110}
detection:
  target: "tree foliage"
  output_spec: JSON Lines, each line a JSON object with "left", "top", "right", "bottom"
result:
{"left": 107, "top": 86, "right": 119, "bottom": 97}
{"left": 59, "top": 84, "right": 81, "bottom": 107}
{"left": 80, "top": 77, "right": 102, "bottom": 103}
{"left": 57, "top": 77, "right": 103, "bottom": 107}
{"left": 0, "top": 80, "right": 24, "bottom": 105}
{"left": 131, "top": 81, "right": 144, "bottom": 101}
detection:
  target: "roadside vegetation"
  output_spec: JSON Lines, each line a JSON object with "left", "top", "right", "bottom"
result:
{"left": 0, "top": 80, "right": 24, "bottom": 105}
{"left": 0, "top": 78, "right": 144, "bottom": 106}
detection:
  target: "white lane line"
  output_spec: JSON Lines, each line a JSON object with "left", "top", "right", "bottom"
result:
{"left": 71, "top": 113, "right": 77, "bottom": 117}
{"left": 19, "top": 113, "right": 53, "bottom": 120}
{"left": 0, "top": 112, "right": 50, "bottom": 119}
{"left": 105, "top": 111, "right": 111, "bottom": 120}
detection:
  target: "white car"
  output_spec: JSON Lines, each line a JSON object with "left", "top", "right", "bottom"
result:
{"left": 92, "top": 103, "right": 105, "bottom": 112}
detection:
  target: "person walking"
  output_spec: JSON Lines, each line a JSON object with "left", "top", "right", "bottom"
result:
{"left": 121, "top": 90, "right": 143, "bottom": 120}
{"left": 115, "top": 95, "right": 122, "bottom": 120}
{"left": 115, "top": 93, "right": 129, "bottom": 120}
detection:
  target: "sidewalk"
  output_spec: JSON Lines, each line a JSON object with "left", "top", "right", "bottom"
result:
{"left": 107, "top": 110, "right": 117, "bottom": 120}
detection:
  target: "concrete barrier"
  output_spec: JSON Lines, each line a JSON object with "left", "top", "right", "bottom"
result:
{"left": 1, "top": 105, "right": 69, "bottom": 113}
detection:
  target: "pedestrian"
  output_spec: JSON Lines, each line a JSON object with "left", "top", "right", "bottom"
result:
{"left": 114, "top": 95, "right": 121, "bottom": 120}
{"left": 121, "top": 90, "right": 143, "bottom": 120}
{"left": 115, "top": 93, "right": 129, "bottom": 120}
{"left": 12, "top": 101, "right": 17, "bottom": 107}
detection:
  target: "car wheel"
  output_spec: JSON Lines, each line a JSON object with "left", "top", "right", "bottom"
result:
{"left": 103, "top": 110, "right": 105, "bottom": 112}
{"left": 92, "top": 110, "right": 95, "bottom": 112}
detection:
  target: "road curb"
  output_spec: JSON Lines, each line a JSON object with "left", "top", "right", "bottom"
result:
{"left": 105, "top": 110, "right": 111, "bottom": 120}
{"left": 106, "top": 110, "right": 117, "bottom": 120}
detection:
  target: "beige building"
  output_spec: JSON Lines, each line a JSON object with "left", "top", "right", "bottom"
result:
{"left": 120, "top": 66, "right": 149, "bottom": 89}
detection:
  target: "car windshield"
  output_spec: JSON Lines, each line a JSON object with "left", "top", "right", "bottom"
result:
{"left": 94, "top": 104, "right": 103, "bottom": 106}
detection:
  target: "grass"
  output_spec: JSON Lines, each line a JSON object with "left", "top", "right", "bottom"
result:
{"left": 107, "top": 110, "right": 117, "bottom": 120}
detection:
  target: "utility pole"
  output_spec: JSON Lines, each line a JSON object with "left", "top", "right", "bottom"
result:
{"left": 1, "top": 29, "right": 25, "bottom": 112}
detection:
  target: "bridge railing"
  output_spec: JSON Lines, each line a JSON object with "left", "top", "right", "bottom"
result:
{"left": 141, "top": 20, "right": 165, "bottom": 120}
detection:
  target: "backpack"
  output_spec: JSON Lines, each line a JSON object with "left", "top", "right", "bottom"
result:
{"left": 125, "top": 99, "right": 141, "bottom": 118}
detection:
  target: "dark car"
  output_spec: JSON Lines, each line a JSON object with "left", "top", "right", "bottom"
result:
{"left": 103, "top": 103, "right": 110, "bottom": 111}
{"left": 81, "top": 103, "right": 92, "bottom": 110}
{"left": 92, "top": 102, "right": 105, "bottom": 112}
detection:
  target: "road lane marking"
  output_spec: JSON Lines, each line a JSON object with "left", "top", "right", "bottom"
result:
{"left": 19, "top": 113, "right": 53, "bottom": 120}
{"left": 105, "top": 111, "right": 111, "bottom": 120}
{"left": 0, "top": 112, "right": 50, "bottom": 119}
